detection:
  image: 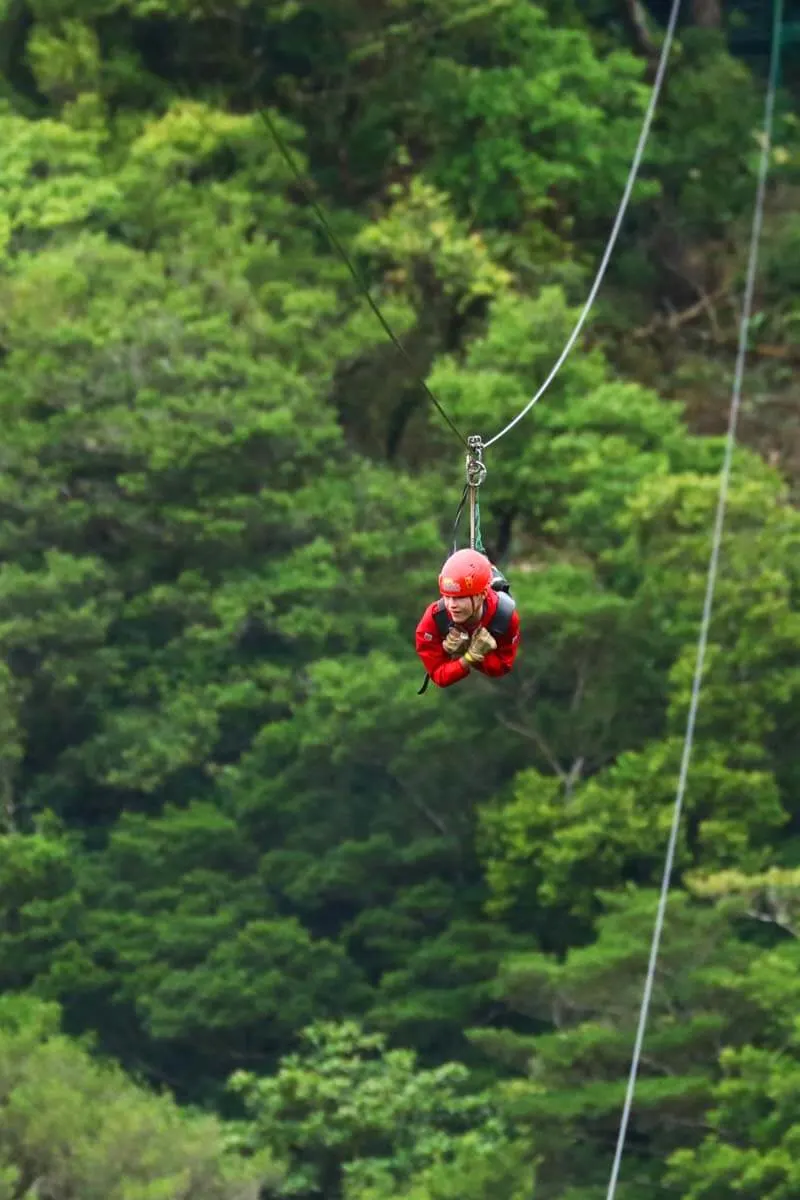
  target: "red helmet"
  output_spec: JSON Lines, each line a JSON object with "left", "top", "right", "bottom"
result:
{"left": 439, "top": 549, "right": 493, "bottom": 598}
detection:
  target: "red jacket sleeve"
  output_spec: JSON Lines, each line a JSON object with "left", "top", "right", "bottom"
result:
{"left": 415, "top": 605, "right": 471, "bottom": 688}
{"left": 477, "top": 608, "right": 521, "bottom": 677}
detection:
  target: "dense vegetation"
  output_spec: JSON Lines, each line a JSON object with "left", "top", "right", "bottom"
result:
{"left": 0, "top": 0, "right": 799, "bottom": 1195}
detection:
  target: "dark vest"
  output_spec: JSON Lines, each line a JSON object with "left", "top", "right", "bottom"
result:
{"left": 431, "top": 589, "right": 516, "bottom": 639}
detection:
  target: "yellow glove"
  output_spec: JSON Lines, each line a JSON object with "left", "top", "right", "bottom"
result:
{"left": 469, "top": 627, "right": 497, "bottom": 657}
{"left": 443, "top": 627, "right": 470, "bottom": 656}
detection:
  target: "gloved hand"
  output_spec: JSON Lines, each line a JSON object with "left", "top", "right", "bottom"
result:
{"left": 469, "top": 627, "right": 497, "bottom": 658}
{"left": 443, "top": 627, "right": 470, "bottom": 656}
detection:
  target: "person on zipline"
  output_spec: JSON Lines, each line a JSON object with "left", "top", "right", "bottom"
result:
{"left": 415, "top": 548, "right": 520, "bottom": 689}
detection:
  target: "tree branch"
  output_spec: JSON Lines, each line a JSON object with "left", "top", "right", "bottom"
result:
{"left": 496, "top": 711, "right": 566, "bottom": 780}
{"left": 632, "top": 283, "right": 731, "bottom": 340}
{"left": 620, "top": 0, "right": 658, "bottom": 58}
{"left": 407, "top": 791, "right": 450, "bottom": 837}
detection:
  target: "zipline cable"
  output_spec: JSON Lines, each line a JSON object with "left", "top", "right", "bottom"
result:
{"left": 258, "top": 108, "right": 468, "bottom": 448}
{"left": 484, "top": 0, "right": 684, "bottom": 449}
{"left": 604, "top": 2, "right": 785, "bottom": 1196}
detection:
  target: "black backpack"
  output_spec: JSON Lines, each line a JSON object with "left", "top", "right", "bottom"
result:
{"left": 417, "top": 571, "right": 516, "bottom": 694}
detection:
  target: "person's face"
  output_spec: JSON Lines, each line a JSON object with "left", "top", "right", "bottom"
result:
{"left": 443, "top": 592, "right": 484, "bottom": 624}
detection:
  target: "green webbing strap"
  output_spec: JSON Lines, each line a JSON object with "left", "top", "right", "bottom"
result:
{"left": 472, "top": 492, "right": 486, "bottom": 554}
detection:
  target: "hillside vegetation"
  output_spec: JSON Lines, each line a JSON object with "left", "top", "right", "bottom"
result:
{"left": 0, "top": 1, "right": 799, "bottom": 1196}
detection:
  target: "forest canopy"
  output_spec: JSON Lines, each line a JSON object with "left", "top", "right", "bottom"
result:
{"left": 0, "top": 0, "right": 799, "bottom": 1197}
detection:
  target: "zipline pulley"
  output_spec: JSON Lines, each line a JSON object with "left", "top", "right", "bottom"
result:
{"left": 465, "top": 435, "right": 486, "bottom": 552}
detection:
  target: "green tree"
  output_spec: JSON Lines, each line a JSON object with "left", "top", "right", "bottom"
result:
{"left": 0, "top": 993, "right": 278, "bottom": 1199}
{"left": 473, "top": 887, "right": 800, "bottom": 1199}
{"left": 668, "top": 1026, "right": 800, "bottom": 1200}
{"left": 0, "top": 97, "right": 441, "bottom": 831}
{"left": 478, "top": 455, "right": 798, "bottom": 942}
{"left": 230, "top": 1021, "right": 531, "bottom": 1200}
{"left": 37, "top": 805, "right": 371, "bottom": 1093}
{"left": 0, "top": 0, "right": 798, "bottom": 1181}
{"left": 667, "top": 868, "right": 800, "bottom": 1199}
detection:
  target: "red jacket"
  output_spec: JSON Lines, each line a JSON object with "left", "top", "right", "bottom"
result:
{"left": 415, "top": 589, "right": 521, "bottom": 688}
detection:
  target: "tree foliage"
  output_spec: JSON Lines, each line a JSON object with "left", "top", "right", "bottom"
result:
{"left": 0, "top": 994, "right": 276, "bottom": 1198}
{"left": 0, "top": 0, "right": 798, "bottom": 1192}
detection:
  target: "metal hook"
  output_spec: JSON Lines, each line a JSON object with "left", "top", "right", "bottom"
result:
{"left": 465, "top": 435, "right": 486, "bottom": 552}
{"left": 465, "top": 434, "right": 487, "bottom": 488}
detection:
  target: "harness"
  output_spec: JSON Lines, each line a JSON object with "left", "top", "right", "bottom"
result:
{"left": 417, "top": 580, "right": 516, "bottom": 694}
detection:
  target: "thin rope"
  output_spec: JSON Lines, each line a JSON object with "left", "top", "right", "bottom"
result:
{"left": 257, "top": 108, "right": 468, "bottom": 448}
{"left": 449, "top": 484, "right": 485, "bottom": 554}
{"left": 451, "top": 484, "right": 469, "bottom": 553}
{"left": 484, "top": 0, "right": 683, "bottom": 449}
{"left": 604, "top": 2, "right": 784, "bottom": 1195}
